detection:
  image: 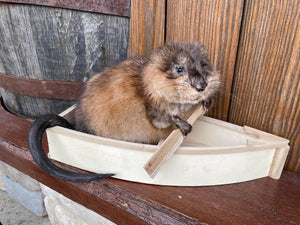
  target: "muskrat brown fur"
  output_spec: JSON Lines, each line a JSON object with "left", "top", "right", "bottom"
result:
{"left": 75, "top": 42, "right": 220, "bottom": 144}
{"left": 28, "top": 42, "right": 220, "bottom": 182}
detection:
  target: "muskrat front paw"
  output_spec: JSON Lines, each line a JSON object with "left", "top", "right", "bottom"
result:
{"left": 179, "top": 122, "right": 192, "bottom": 136}
{"left": 171, "top": 115, "right": 192, "bottom": 136}
{"left": 203, "top": 99, "right": 213, "bottom": 110}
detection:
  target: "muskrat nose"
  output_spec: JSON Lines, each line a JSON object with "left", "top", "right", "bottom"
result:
{"left": 196, "top": 86, "right": 206, "bottom": 92}
{"left": 192, "top": 77, "right": 207, "bottom": 92}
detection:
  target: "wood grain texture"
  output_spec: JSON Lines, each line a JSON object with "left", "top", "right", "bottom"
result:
{"left": 128, "top": 0, "right": 166, "bottom": 57}
{"left": 166, "top": 0, "right": 244, "bottom": 121}
{"left": 229, "top": 0, "right": 300, "bottom": 173}
{"left": 0, "top": 4, "right": 129, "bottom": 117}
{"left": 112, "top": 171, "right": 300, "bottom": 225}
{"left": 0, "top": 96, "right": 290, "bottom": 222}
{"left": 0, "top": 0, "right": 131, "bottom": 17}
{"left": 0, "top": 73, "right": 84, "bottom": 100}
{"left": 0, "top": 99, "right": 299, "bottom": 224}
{"left": 0, "top": 100, "right": 202, "bottom": 225}
{"left": 144, "top": 105, "right": 205, "bottom": 178}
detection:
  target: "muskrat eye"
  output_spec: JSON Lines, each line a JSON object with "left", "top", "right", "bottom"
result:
{"left": 176, "top": 66, "right": 184, "bottom": 74}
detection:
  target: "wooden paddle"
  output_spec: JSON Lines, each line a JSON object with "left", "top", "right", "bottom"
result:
{"left": 144, "top": 104, "right": 206, "bottom": 178}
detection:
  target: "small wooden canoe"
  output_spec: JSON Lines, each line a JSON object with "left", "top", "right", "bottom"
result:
{"left": 46, "top": 105, "right": 290, "bottom": 186}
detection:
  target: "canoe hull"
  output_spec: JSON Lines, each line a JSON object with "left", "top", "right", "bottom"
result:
{"left": 46, "top": 105, "right": 289, "bottom": 186}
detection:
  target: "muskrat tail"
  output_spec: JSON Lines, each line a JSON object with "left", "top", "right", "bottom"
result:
{"left": 28, "top": 114, "right": 114, "bottom": 182}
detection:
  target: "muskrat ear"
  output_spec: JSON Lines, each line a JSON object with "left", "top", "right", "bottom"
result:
{"left": 188, "top": 42, "right": 215, "bottom": 73}
{"left": 200, "top": 57, "right": 214, "bottom": 72}
{"left": 189, "top": 42, "right": 208, "bottom": 59}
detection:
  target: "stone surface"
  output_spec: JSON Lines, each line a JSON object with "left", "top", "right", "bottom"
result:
{"left": 2, "top": 175, "right": 47, "bottom": 217}
{"left": 41, "top": 184, "right": 116, "bottom": 225}
{"left": 0, "top": 189, "right": 51, "bottom": 225}
{"left": 0, "top": 161, "right": 41, "bottom": 191}
{"left": 0, "top": 172, "right": 5, "bottom": 191}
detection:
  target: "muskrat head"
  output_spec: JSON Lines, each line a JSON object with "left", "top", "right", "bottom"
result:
{"left": 143, "top": 42, "right": 220, "bottom": 105}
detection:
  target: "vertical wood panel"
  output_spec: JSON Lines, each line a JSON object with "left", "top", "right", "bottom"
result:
{"left": 166, "top": 0, "right": 244, "bottom": 121}
{"left": 128, "top": 0, "right": 166, "bottom": 57}
{"left": 229, "top": 0, "right": 300, "bottom": 172}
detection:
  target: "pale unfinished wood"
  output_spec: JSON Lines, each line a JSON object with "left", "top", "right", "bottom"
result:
{"left": 144, "top": 105, "right": 206, "bottom": 178}
{"left": 45, "top": 105, "right": 290, "bottom": 186}
{"left": 269, "top": 147, "right": 290, "bottom": 179}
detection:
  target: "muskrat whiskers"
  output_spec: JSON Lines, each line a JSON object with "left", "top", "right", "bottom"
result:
{"left": 216, "top": 88, "right": 241, "bottom": 105}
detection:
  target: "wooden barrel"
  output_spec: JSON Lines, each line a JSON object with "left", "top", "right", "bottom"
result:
{"left": 0, "top": 3, "right": 129, "bottom": 118}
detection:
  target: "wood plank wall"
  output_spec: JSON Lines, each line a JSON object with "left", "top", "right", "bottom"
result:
{"left": 0, "top": 0, "right": 131, "bottom": 17}
{"left": 0, "top": 1, "right": 298, "bottom": 172}
{"left": 0, "top": 3, "right": 129, "bottom": 117}
{"left": 229, "top": 0, "right": 300, "bottom": 173}
{"left": 129, "top": 0, "right": 299, "bottom": 173}
{"left": 166, "top": 0, "right": 244, "bottom": 121}
{"left": 128, "top": 0, "right": 166, "bottom": 57}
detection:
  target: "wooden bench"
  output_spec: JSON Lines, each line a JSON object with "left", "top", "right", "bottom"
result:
{"left": 0, "top": 100, "right": 299, "bottom": 225}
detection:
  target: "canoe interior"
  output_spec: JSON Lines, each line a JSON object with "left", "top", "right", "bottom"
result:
{"left": 182, "top": 119, "right": 254, "bottom": 148}
{"left": 59, "top": 104, "right": 257, "bottom": 150}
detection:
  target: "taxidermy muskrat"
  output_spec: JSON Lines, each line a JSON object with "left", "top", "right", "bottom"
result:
{"left": 28, "top": 42, "right": 221, "bottom": 182}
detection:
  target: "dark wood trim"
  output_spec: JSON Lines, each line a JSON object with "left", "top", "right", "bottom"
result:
{"left": 0, "top": 96, "right": 300, "bottom": 224}
{"left": 0, "top": 143, "right": 149, "bottom": 225}
{"left": 0, "top": 0, "right": 131, "bottom": 17}
{"left": 0, "top": 97, "right": 203, "bottom": 225}
{"left": 0, "top": 73, "right": 84, "bottom": 100}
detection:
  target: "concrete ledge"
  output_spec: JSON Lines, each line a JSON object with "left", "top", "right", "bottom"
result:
{"left": 0, "top": 161, "right": 40, "bottom": 191}
{"left": 3, "top": 175, "right": 47, "bottom": 216}
{"left": 0, "top": 169, "right": 5, "bottom": 190}
{"left": 41, "top": 184, "right": 115, "bottom": 225}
